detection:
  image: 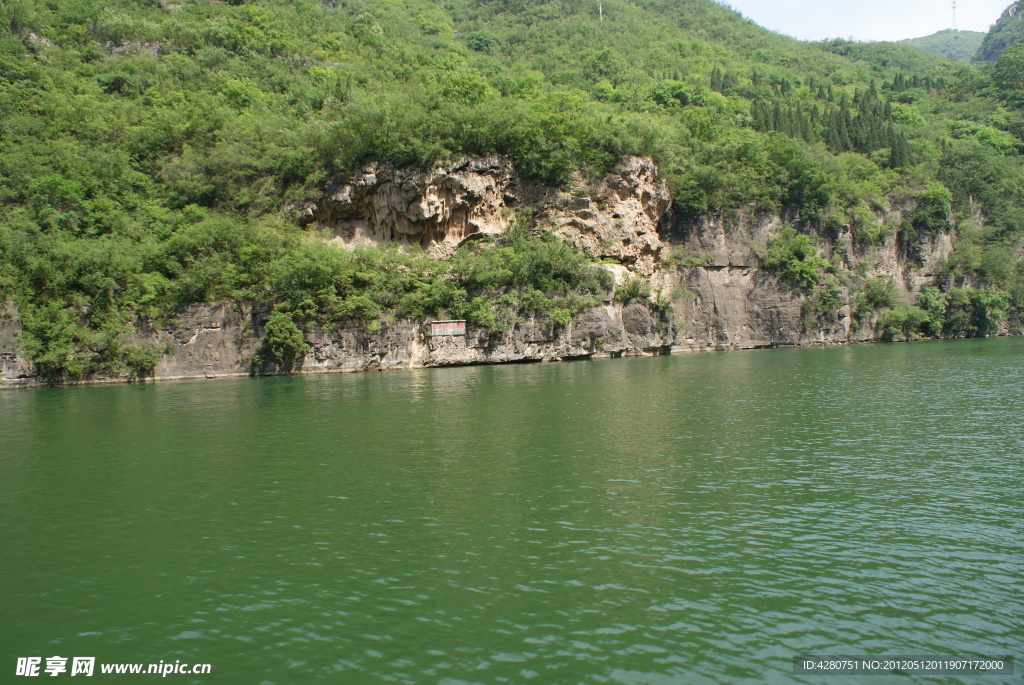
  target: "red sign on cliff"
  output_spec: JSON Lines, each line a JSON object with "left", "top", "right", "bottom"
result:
{"left": 430, "top": 320, "right": 467, "bottom": 337}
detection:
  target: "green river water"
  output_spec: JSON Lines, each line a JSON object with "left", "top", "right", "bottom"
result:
{"left": 2, "top": 338, "right": 1022, "bottom": 684}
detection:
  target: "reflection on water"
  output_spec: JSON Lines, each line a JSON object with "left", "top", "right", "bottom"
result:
{"left": 2, "top": 338, "right": 1022, "bottom": 684}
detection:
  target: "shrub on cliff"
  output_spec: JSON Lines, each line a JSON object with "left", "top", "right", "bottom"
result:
{"left": 16, "top": 301, "right": 160, "bottom": 380}
{"left": 257, "top": 228, "right": 611, "bottom": 333}
{"left": 801, "top": 276, "right": 843, "bottom": 323}
{"left": 861, "top": 276, "right": 899, "bottom": 310}
{"left": 877, "top": 304, "right": 932, "bottom": 338}
{"left": 880, "top": 286, "right": 1011, "bottom": 337}
{"left": 915, "top": 287, "right": 948, "bottom": 335}
{"left": 450, "top": 227, "right": 611, "bottom": 328}
{"left": 911, "top": 184, "right": 954, "bottom": 236}
{"left": 761, "top": 227, "right": 851, "bottom": 323}
{"left": 258, "top": 311, "right": 308, "bottom": 368}
{"left": 942, "top": 288, "right": 1010, "bottom": 336}
{"left": 614, "top": 278, "right": 651, "bottom": 304}
{"left": 761, "top": 226, "right": 830, "bottom": 289}
{"left": 16, "top": 304, "right": 94, "bottom": 379}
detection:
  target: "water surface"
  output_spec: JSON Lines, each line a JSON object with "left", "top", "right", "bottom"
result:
{"left": 2, "top": 339, "right": 1022, "bottom": 683}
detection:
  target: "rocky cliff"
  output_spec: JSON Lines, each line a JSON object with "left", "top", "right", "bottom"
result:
{"left": 660, "top": 208, "right": 958, "bottom": 350}
{"left": 0, "top": 155, "right": 1002, "bottom": 388}
{"left": 294, "top": 155, "right": 670, "bottom": 278}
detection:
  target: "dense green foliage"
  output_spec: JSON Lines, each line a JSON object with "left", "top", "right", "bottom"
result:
{"left": 267, "top": 222, "right": 610, "bottom": 329}
{"left": 759, "top": 226, "right": 844, "bottom": 324}
{"left": 876, "top": 286, "right": 1009, "bottom": 338}
{"left": 1, "top": 0, "right": 1022, "bottom": 377}
{"left": 259, "top": 311, "right": 308, "bottom": 367}
{"left": 976, "top": 1, "right": 1024, "bottom": 61}
{"left": 859, "top": 276, "right": 899, "bottom": 311}
{"left": 900, "top": 29, "right": 984, "bottom": 62}
{"left": 761, "top": 227, "right": 832, "bottom": 290}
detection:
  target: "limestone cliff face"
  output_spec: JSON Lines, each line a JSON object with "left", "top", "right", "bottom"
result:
{"left": 0, "top": 299, "right": 673, "bottom": 388}
{"left": 0, "top": 156, "right": 1004, "bottom": 388}
{"left": 544, "top": 156, "right": 671, "bottom": 278}
{"left": 296, "top": 155, "right": 671, "bottom": 273}
{"left": 658, "top": 207, "right": 959, "bottom": 350}
{"left": 1, "top": 302, "right": 34, "bottom": 385}
{"left": 296, "top": 156, "right": 519, "bottom": 253}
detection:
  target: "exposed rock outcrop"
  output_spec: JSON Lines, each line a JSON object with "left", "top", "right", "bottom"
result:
{"left": 297, "top": 156, "right": 520, "bottom": 254}
{"left": 656, "top": 206, "right": 960, "bottom": 350}
{"left": 296, "top": 155, "right": 671, "bottom": 273}
{"left": 0, "top": 299, "right": 673, "bottom": 388}
{"left": 104, "top": 41, "right": 164, "bottom": 57}
{"left": 1, "top": 302, "right": 34, "bottom": 385}
{"left": 544, "top": 156, "right": 671, "bottom": 277}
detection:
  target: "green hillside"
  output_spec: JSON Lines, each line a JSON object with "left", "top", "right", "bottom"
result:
{"left": 901, "top": 29, "right": 984, "bottom": 61}
{"left": 1, "top": 0, "right": 1023, "bottom": 377}
{"left": 976, "top": 0, "right": 1024, "bottom": 60}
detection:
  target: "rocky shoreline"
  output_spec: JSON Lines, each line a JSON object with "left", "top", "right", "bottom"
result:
{"left": 3, "top": 296, "right": 1011, "bottom": 390}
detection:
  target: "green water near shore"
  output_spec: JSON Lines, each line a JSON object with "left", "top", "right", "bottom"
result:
{"left": 2, "top": 339, "right": 1022, "bottom": 684}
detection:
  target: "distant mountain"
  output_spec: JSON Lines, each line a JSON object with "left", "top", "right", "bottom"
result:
{"left": 976, "top": 0, "right": 1024, "bottom": 60}
{"left": 900, "top": 29, "right": 984, "bottom": 61}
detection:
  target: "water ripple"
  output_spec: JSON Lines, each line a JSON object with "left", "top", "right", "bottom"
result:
{"left": 1, "top": 338, "right": 1022, "bottom": 683}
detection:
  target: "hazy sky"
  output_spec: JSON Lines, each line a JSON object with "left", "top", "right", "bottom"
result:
{"left": 720, "top": 0, "right": 1012, "bottom": 42}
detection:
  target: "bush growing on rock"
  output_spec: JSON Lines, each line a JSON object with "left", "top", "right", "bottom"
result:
{"left": 761, "top": 226, "right": 830, "bottom": 289}
{"left": 878, "top": 304, "right": 931, "bottom": 338}
{"left": 861, "top": 276, "right": 899, "bottom": 310}
{"left": 259, "top": 312, "right": 308, "bottom": 368}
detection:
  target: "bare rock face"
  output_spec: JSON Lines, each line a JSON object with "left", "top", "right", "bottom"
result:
{"left": 544, "top": 156, "right": 671, "bottom": 277}
{"left": 666, "top": 266, "right": 810, "bottom": 350}
{"left": 673, "top": 210, "right": 779, "bottom": 268}
{"left": 0, "top": 297, "right": 677, "bottom": 388}
{"left": 104, "top": 41, "right": 163, "bottom": 57}
{"left": 297, "top": 155, "right": 671, "bottom": 273}
{"left": 297, "top": 156, "right": 519, "bottom": 254}
{"left": 659, "top": 203, "right": 965, "bottom": 350}
{"left": 153, "top": 302, "right": 257, "bottom": 380}
{"left": 299, "top": 305, "right": 671, "bottom": 373}
{"left": 0, "top": 303, "right": 35, "bottom": 385}
{"left": 302, "top": 320, "right": 429, "bottom": 374}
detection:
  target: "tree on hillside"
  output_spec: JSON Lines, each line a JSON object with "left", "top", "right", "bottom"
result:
{"left": 993, "top": 39, "right": 1024, "bottom": 106}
